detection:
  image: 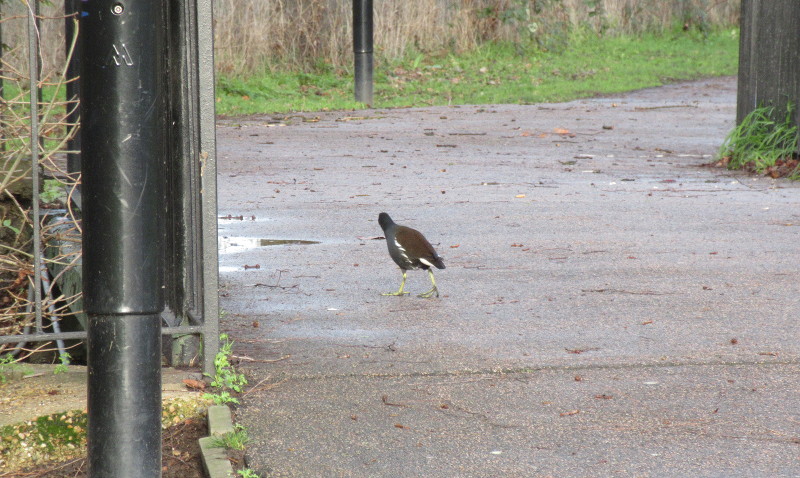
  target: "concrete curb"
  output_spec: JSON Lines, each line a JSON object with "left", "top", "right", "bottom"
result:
{"left": 199, "top": 405, "right": 235, "bottom": 478}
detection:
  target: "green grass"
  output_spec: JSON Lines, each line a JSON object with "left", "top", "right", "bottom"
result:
{"left": 718, "top": 103, "right": 799, "bottom": 175}
{"left": 210, "top": 423, "right": 250, "bottom": 451}
{"left": 0, "top": 354, "right": 34, "bottom": 384}
{"left": 215, "top": 28, "right": 739, "bottom": 116}
{"left": 237, "top": 469, "right": 261, "bottom": 478}
{"left": 0, "top": 83, "right": 77, "bottom": 155}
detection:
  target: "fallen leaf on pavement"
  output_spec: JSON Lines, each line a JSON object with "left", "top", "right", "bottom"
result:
{"left": 182, "top": 379, "right": 206, "bottom": 391}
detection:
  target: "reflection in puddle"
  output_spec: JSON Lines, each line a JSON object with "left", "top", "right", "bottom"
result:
{"left": 219, "top": 236, "right": 321, "bottom": 254}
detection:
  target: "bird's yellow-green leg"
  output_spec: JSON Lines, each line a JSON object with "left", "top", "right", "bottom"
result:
{"left": 382, "top": 271, "right": 410, "bottom": 296}
{"left": 418, "top": 269, "right": 439, "bottom": 298}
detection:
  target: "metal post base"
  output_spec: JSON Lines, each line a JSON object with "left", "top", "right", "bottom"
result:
{"left": 354, "top": 52, "right": 374, "bottom": 105}
{"left": 88, "top": 314, "right": 162, "bottom": 478}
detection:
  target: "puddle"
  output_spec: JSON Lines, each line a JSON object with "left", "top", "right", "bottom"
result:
{"left": 218, "top": 214, "right": 274, "bottom": 224}
{"left": 259, "top": 239, "right": 320, "bottom": 246}
{"left": 219, "top": 236, "right": 320, "bottom": 254}
{"left": 219, "top": 214, "right": 258, "bottom": 221}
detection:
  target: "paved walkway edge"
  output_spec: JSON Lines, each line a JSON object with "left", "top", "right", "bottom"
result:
{"left": 199, "top": 405, "right": 235, "bottom": 478}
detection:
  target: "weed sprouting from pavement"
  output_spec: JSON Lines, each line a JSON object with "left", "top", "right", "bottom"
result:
{"left": 203, "top": 334, "right": 248, "bottom": 405}
{"left": 211, "top": 423, "right": 250, "bottom": 451}
{"left": 719, "top": 103, "right": 799, "bottom": 177}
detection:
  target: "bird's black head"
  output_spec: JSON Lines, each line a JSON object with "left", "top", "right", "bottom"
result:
{"left": 378, "top": 212, "right": 394, "bottom": 231}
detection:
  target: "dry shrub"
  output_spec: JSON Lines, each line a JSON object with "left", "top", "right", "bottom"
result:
{"left": 584, "top": 0, "right": 740, "bottom": 33}
{"left": 0, "top": 1, "right": 69, "bottom": 78}
{"left": 214, "top": 0, "right": 740, "bottom": 76}
{"left": 1, "top": 2, "right": 82, "bottom": 357}
{"left": 0, "top": 1, "right": 739, "bottom": 77}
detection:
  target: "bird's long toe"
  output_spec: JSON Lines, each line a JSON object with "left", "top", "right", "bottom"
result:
{"left": 417, "top": 287, "right": 439, "bottom": 298}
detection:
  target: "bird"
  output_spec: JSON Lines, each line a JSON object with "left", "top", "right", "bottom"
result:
{"left": 378, "top": 212, "right": 445, "bottom": 298}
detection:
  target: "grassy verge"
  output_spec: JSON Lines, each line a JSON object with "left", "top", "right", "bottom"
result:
{"left": 717, "top": 104, "right": 799, "bottom": 178}
{"left": 216, "top": 28, "right": 739, "bottom": 116}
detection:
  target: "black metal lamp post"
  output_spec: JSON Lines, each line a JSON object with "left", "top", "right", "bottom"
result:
{"left": 81, "top": 1, "right": 165, "bottom": 476}
{"left": 353, "top": 0, "right": 374, "bottom": 105}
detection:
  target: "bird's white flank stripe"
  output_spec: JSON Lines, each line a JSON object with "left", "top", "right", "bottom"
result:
{"left": 394, "top": 239, "right": 411, "bottom": 263}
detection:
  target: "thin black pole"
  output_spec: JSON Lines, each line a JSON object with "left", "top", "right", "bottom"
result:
{"left": 0, "top": 4, "right": 4, "bottom": 153}
{"left": 65, "top": 0, "right": 81, "bottom": 179}
{"left": 27, "top": 0, "right": 42, "bottom": 334}
{"left": 81, "top": 0, "right": 165, "bottom": 476}
{"left": 353, "top": 0, "right": 373, "bottom": 105}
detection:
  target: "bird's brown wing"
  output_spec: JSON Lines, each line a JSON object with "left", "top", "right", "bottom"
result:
{"left": 395, "top": 226, "right": 445, "bottom": 269}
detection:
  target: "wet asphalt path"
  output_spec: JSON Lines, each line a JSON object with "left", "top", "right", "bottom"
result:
{"left": 216, "top": 77, "right": 800, "bottom": 477}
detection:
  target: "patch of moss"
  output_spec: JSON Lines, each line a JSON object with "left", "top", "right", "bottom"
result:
{"left": 0, "top": 410, "right": 87, "bottom": 470}
{"left": 0, "top": 396, "right": 210, "bottom": 471}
